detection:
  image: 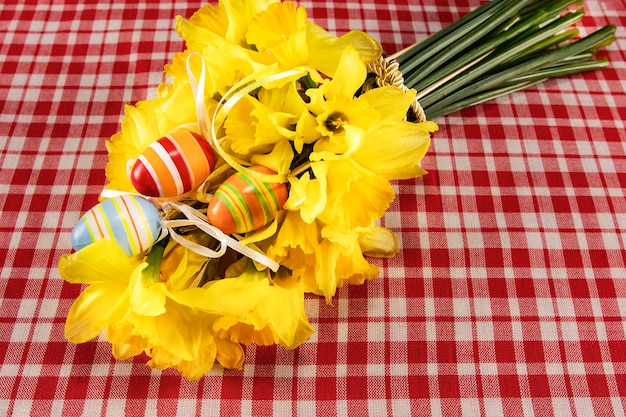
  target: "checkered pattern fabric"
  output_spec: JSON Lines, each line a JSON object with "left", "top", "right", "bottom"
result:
{"left": 1, "top": 0, "right": 625, "bottom": 415}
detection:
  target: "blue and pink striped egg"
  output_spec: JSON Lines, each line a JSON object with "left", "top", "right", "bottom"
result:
{"left": 71, "top": 195, "right": 162, "bottom": 257}
{"left": 130, "top": 129, "right": 215, "bottom": 198}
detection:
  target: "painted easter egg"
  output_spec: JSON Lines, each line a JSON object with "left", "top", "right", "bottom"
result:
{"left": 207, "top": 166, "right": 288, "bottom": 234}
{"left": 71, "top": 195, "right": 162, "bottom": 257}
{"left": 130, "top": 129, "right": 215, "bottom": 198}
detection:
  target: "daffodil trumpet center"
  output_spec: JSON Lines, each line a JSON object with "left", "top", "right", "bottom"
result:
{"left": 324, "top": 112, "right": 347, "bottom": 133}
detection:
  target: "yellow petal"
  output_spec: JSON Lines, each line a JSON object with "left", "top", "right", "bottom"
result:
{"left": 315, "top": 232, "right": 381, "bottom": 301}
{"left": 148, "top": 346, "right": 214, "bottom": 381}
{"left": 128, "top": 262, "right": 167, "bottom": 317}
{"left": 224, "top": 97, "right": 257, "bottom": 155}
{"left": 358, "top": 86, "right": 417, "bottom": 124}
{"left": 58, "top": 239, "right": 134, "bottom": 285}
{"left": 315, "top": 240, "right": 341, "bottom": 302}
{"left": 215, "top": 337, "right": 245, "bottom": 369}
{"left": 251, "top": 107, "right": 297, "bottom": 151}
{"left": 250, "top": 139, "right": 295, "bottom": 175}
{"left": 173, "top": 18, "right": 260, "bottom": 92}
{"left": 358, "top": 226, "right": 401, "bottom": 258}
{"left": 324, "top": 46, "right": 367, "bottom": 101}
{"left": 353, "top": 120, "right": 437, "bottom": 180}
{"left": 160, "top": 232, "right": 213, "bottom": 292}
{"left": 221, "top": 0, "right": 280, "bottom": 45}
{"left": 306, "top": 23, "right": 382, "bottom": 77}
{"left": 64, "top": 283, "right": 128, "bottom": 343}
{"left": 294, "top": 110, "right": 320, "bottom": 153}
{"left": 310, "top": 124, "right": 364, "bottom": 161}
{"left": 320, "top": 224, "right": 360, "bottom": 254}
{"left": 188, "top": 2, "right": 228, "bottom": 38}
{"left": 265, "top": 283, "right": 315, "bottom": 348}
{"left": 336, "top": 245, "right": 380, "bottom": 287}
{"left": 258, "top": 79, "right": 308, "bottom": 115}
{"left": 201, "top": 265, "right": 270, "bottom": 315}
{"left": 284, "top": 172, "right": 309, "bottom": 211}
{"left": 201, "top": 262, "right": 314, "bottom": 349}
{"left": 268, "top": 213, "right": 320, "bottom": 294}
{"left": 213, "top": 286, "right": 314, "bottom": 349}
{"left": 246, "top": 1, "right": 308, "bottom": 68}
{"left": 106, "top": 322, "right": 147, "bottom": 360}
{"left": 214, "top": 318, "right": 279, "bottom": 345}
{"left": 153, "top": 299, "right": 203, "bottom": 362}
{"left": 333, "top": 30, "right": 383, "bottom": 65}
{"left": 298, "top": 262, "right": 324, "bottom": 296}
{"left": 147, "top": 313, "right": 218, "bottom": 380}
{"left": 273, "top": 211, "right": 319, "bottom": 256}
{"left": 226, "top": 95, "right": 297, "bottom": 156}
{"left": 316, "top": 159, "right": 395, "bottom": 229}
{"left": 284, "top": 165, "right": 328, "bottom": 224}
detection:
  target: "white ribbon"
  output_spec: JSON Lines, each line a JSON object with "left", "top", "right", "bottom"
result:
{"left": 98, "top": 189, "right": 280, "bottom": 271}
{"left": 162, "top": 202, "right": 280, "bottom": 272}
{"left": 99, "top": 188, "right": 140, "bottom": 200}
{"left": 185, "top": 53, "right": 211, "bottom": 140}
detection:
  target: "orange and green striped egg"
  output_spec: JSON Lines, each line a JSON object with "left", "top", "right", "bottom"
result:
{"left": 207, "top": 166, "right": 288, "bottom": 234}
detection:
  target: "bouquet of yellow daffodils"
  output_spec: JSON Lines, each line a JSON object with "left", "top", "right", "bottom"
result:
{"left": 59, "top": 0, "right": 614, "bottom": 380}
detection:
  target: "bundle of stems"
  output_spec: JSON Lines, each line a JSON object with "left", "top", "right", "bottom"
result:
{"left": 394, "top": 0, "right": 616, "bottom": 119}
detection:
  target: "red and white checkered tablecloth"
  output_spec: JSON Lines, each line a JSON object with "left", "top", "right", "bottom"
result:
{"left": 1, "top": 0, "right": 625, "bottom": 415}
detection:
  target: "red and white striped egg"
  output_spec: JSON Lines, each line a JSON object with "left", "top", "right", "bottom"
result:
{"left": 130, "top": 129, "right": 215, "bottom": 198}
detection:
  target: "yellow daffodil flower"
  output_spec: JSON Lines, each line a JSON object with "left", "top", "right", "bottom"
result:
{"left": 194, "top": 261, "right": 315, "bottom": 350}
{"left": 264, "top": 46, "right": 436, "bottom": 302}
{"left": 59, "top": 240, "right": 207, "bottom": 375}
{"left": 58, "top": 236, "right": 309, "bottom": 379}
{"left": 64, "top": 0, "right": 442, "bottom": 379}
{"left": 268, "top": 208, "right": 383, "bottom": 302}
{"left": 147, "top": 314, "right": 245, "bottom": 381}
{"left": 174, "top": 0, "right": 381, "bottom": 81}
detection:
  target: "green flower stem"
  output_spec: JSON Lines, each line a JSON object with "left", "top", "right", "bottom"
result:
{"left": 402, "top": 0, "right": 527, "bottom": 87}
{"left": 497, "top": 28, "right": 580, "bottom": 68}
{"left": 423, "top": 24, "right": 616, "bottom": 117}
{"left": 417, "top": 10, "right": 586, "bottom": 110}
{"left": 558, "top": 52, "right": 594, "bottom": 64}
{"left": 426, "top": 58, "right": 609, "bottom": 119}
{"left": 144, "top": 235, "right": 169, "bottom": 281}
{"left": 398, "top": 0, "right": 528, "bottom": 73}
{"left": 425, "top": 80, "right": 544, "bottom": 120}
{"left": 505, "top": 57, "right": 609, "bottom": 84}
{"left": 407, "top": 8, "right": 550, "bottom": 94}
{"left": 395, "top": 0, "right": 616, "bottom": 120}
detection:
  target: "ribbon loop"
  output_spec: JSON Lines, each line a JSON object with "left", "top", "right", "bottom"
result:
{"left": 185, "top": 52, "right": 307, "bottom": 184}
{"left": 186, "top": 52, "right": 211, "bottom": 140}
{"left": 163, "top": 202, "right": 280, "bottom": 272}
